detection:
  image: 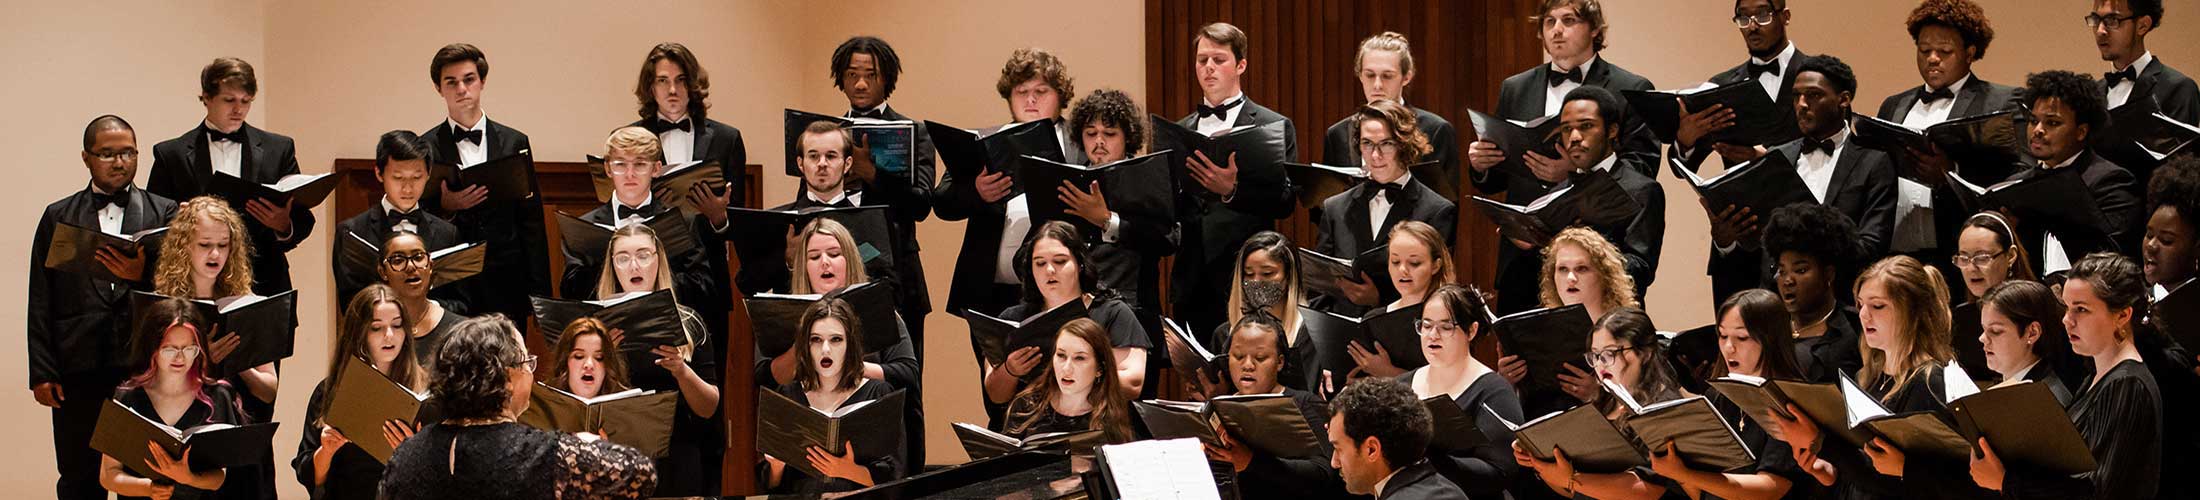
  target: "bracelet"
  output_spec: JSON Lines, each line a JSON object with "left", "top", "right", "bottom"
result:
{"left": 1564, "top": 470, "right": 1579, "bottom": 497}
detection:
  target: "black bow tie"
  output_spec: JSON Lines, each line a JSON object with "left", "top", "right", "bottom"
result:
{"left": 1917, "top": 87, "right": 1954, "bottom": 104}
{"left": 203, "top": 126, "right": 246, "bottom": 145}
{"left": 648, "top": 117, "right": 693, "bottom": 135}
{"left": 849, "top": 108, "right": 888, "bottom": 120}
{"left": 2106, "top": 67, "right": 2140, "bottom": 87}
{"left": 1546, "top": 66, "right": 1585, "bottom": 87}
{"left": 89, "top": 188, "right": 131, "bottom": 209}
{"left": 615, "top": 202, "right": 659, "bottom": 221}
{"left": 387, "top": 208, "right": 423, "bottom": 229}
{"left": 449, "top": 125, "right": 483, "bottom": 145}
{"left": 1801, "top": 137, "right": 1838, "bottom": 156}
{"left": 1196, "top": 99, "right": 1242, "bottom": 120}
{"left": 1748, "top": 60, "right": 1782, "bottom": 78}
{"left": 1361, "top": 181, "right": 1409, "bottom": 202}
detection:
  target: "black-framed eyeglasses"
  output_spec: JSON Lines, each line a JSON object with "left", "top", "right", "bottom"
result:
{"left": 1951, "top": 249, "right": 2008, "bottom": 270}
{"left": 1357, "top": 139, "right": 1402, "bottom": 155}
{"left": 1732, "top": 12, "right": 1778, "bottom": 28}
{"left": 1584, "top": 346, "right": 1635, "bottom": 366}
{"left": 383, "top": 252, "right": 429, "bottom": 270}
{"left": 2084, "top": 13, "right": 2135, "bottom": 30}
{"left": 1414, "top": 318, "right": 1462, "bottom": 338}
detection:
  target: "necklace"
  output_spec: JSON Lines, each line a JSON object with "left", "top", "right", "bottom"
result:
{"left": 1793, "top": 307, "right": 1834, "bottom": 333}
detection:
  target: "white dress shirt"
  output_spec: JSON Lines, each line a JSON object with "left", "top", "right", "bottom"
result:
{"left": 996, "top": 194, "right": 1033, "bottom": 284}
{"left": 1367, "top": 172, "right": 1417, "bottom": 234}
{"left": 2109, "top": 52, "right": 2157, "bottom": 109}
{"left": 2038, "top": 155, "right": 2081, "bottom": 274}
{"left": 90, "top": 184, "right": 125, "bottom": 235}
{"left": 610, "top": 192, "right": 655, "bottom": 225}
{"left": 1795, "top": 128, "right": 1849, "bottom": 204}
{"left": 1890, "top": 76, "right": 1969, "bottom": 254}
{"left": 657, "top": 113, "right": 696, "bottom": 165}
{"left": 1901, "top": 74, "right": 1969, "bottom": 127}
{"left": 1195, "top": 92, "right": 1247, "bottom": 137}
{"left": 1749, "top": 43, "right": 1800, "bottom": 102}
{"left": 1543, "top": 57, "right": 1598, "bottom": 117}
{"left": 203, "top": 121, "right": 245, "bottom": 178}
{"left": 448, "top": 116, "right": 490, "bottom": 167}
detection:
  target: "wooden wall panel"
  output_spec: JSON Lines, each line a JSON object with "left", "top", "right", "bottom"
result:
{"left": 1146, "top": 0, "right": 1546, "bottom": 297}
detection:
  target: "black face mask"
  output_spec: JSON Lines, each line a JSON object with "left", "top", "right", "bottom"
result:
{"left": 1239, "top": 279, "right": 1287, "bottom": 317}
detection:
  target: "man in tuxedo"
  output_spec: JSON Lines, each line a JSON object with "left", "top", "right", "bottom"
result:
{"left": 332, "top": 130, "right": 463, "bottom": 304}
{"left": 2009, "top": 71, "right": 2145, "bottom": 271}
{"left": 1316, "top": 100, "right": 1456, "bottom": 314}
{"left": 417, "top": 43, "right": 552, "bottom": 325}
{"left": 1487, "top": 86, "right": 1662, "bottom": 314}
{"left": 559, "top": 127, "right": 719, "bottom": 311}
{"left": 1327, "top": 379, "right": 1468, "bottom": 500}
{"left": 147, "top": 57, "right": 314, "bottom": 296}
{"left": 1064, "top": 88, "right": 1180, "bottom": 313}
{"left": 2094, "top": 0, "right": 2200, "bottom": 125}
{"left": 1323, "top": 33, "right": 1461, "bottom": 192}
{"left": 1173, "top": 22, "right": 1298, "bottom": 335}
{"left": 31, "top": 116, "right": 181, "bottom": 500}
{"left": 830, "top": 36, "right": 934, "bottom": 350}
{"left": 1671, "top": 0, "right": 1808, "bottom": 167}
{"left": 937, "top": 48, "right": 1081, "bottom": 327}
{"left": 630, "top": 43, "right": 743, "bottom": 344}
{"left": 1710, "top": 55, "right": 1898, "bottom": 304}
{"left": 1473, "top": 0, "right": 1658, "bottom": 183}
{"left": 1871, "top": 0, "right": 2023, "bottom": 301}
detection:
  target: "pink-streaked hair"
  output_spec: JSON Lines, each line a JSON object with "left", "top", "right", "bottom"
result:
{"left": 119, "top": 297, "right": 223, "bottom": 405}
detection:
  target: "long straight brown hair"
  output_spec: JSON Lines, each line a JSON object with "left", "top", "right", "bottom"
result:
{"left": 1007, "top": 318, "right": 1132, "bottom": 444}
{"left": 313, "top": 284, "right": 426, "bottom": 427}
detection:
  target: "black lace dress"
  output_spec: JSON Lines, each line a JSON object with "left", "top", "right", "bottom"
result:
{"left": 378, "top": 422, "right": 655, "bottom": 499}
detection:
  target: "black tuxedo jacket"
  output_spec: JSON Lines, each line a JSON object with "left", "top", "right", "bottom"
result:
{"left": 781, "top": 190, "right": 931, "bottom": 316}
{"left": 1707, "top": 135, "right": 1898, "bottom": 303}
{"left": 1485, "top": 58, "right": 1660, "bottom": 183}
{"left": 1313, "top": 178, "right": 1455, "bottom": 314}
{"left": 1671, "top": 49, "right": 1812, "bottom": 168}
{"left": 28, "top": 187, "right": 179, "bottom": 385}
{"left": 627, "top": 116, "right": 750, "bottom": 209}
{"left": 934, "top": 122, "right": 1083, "bottom": 315}
{"left": 845, "top": 105, "right": 933, "bottom": 314}
{"left": 332, "top": 204, "right": 462, "bottom": 305}
{"left": 2005, "top": 151, "right": 2145, "bottom": 270}
{"left": 1376, "top": 461, "right": 1471, "bottom": 500}
{"left": 148, "top": 123, "right": 316, "bottom": 295}
{"left": 1171, "top": 98, "right": 1298, "bottom": 328}
{"left": 1866, "top": 75, "right": 2027, "bottom": 271}
{"left": 559, "top": 200, "right": 725, "bottom": 318}
{"left": 1492, "top": 158, "right": 1663, "bottom": 314}
{"left": 418, "top": 118, "right": 552, "bottom": 319}
{"left": 2136, "top": 58, "right": 2200, "bottom": 125}
{"left": 1323, "top": 106, "right": 1461, "bottom": 190}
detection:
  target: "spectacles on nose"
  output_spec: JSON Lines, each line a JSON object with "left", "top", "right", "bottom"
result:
{"left": 92, "top": 150, "right": 140, "bottom": 163}
{"left": 1414, "top": 319, "right": 1461, "bottom": 338}
{"left": 1584, "top": 346, "right": 1635, "bottom": 366}
{"left": 1731, "top": 12, "right": 1777, "bottom": 28}
{"left": 383, "top": 253, "right": 429, "bottom": 270}
{"left": 159, "top": 345, "right": 202, "bottom": 359}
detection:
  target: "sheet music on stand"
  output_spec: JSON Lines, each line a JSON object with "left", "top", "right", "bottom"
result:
{"left": 1092, "top": 438, "right": 1222, "bottom": 500}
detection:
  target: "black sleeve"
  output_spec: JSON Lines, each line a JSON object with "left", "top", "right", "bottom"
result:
{"left": 292, "top": 384, "right": 330, "bottom": 494}
{"left": 1619, "top": 181, "right": 1665, "bottom": 291}
{"left": 26, "top": 209, "right": 58, "bottom": 387}
{"left": 874, "top": 316, "right": 921, "bottom": 393}
{"left": 1096, "top": 301, "right": 1152, "bottom": 350}
{"left": 271, "top": 145, "right": 315, "bottom": 252}
{"left": 1852, "top": 153, "right": 1899, "bottom": 261}
{"left": 516, "top": 136, "right": 555, "bottom": 298}
{"left": 1442, "top": 386, "right": 1523, "bottom": 499}
{"left": 872, "top": 123, "right": 935, "bottom": 224}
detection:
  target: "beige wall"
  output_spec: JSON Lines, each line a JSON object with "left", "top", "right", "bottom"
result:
{"left": 1599, "top": 0, "right": 2200, "bottom": 327}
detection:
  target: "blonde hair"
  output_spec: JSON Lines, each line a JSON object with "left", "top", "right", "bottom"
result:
{"left": 788, "top": 218, "right": 870, "bottom": 294}
{"left": 604, "top": 125, "right": 663, "bottom": 162}
{"left": 1854, "top": 256, "right": 1954, "bottom": 399}
{"left": 1353, "top": 31, "right": 1417, "bottom": 76}
{"left": 593, "top": 224, "right": 679, "bottom": 300}
{"left": 1539, "top": 227, "right": 1639, "bottom": 312}
{"left": 1388, "top": 221, "right": 1456, "bottom": 299}
{"left": 1226, "top": 231, "right": 1305, "bottom": 342}
{"left": 155, "top": 196, "right": 255, "bottom": 298}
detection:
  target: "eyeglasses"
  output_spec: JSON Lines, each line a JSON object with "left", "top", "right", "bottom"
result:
{"left": 1357, "top": 140, "right": 1401, "bottom": 155}
{"left": 1731, "top": 12, "right": 1778, "bottom": 28}
{"left": 513, "top": 354, "right": 538, "bottom": 372}
{"left": 2084, "top": 13, "right": 2134, "bottom": 30}
{"left": 383, "top": 252, "right": 429, "bottom": 270}
{"left": 159, "top": 345, "right": 201, "bottom": 359}
{"left": 91, "top": 150, "right": 139, "bottom": 163}
{"left": 612, "top": 249, "right": 660, "bottom": 268}
{"left": 1541, "top": 15, "right": 1582, "bottom": 30}
{"left": 1952, "top": 249, "right": 2008, "bottom": 270}
{"left": 1583, "top": 346, "right": 1634, "bottom": 366}
{"left": 605, "top": 160, "right": 659, "bottom": 177}
{"left": 1414, "top": 318, "right": 1462, "bottom": 338}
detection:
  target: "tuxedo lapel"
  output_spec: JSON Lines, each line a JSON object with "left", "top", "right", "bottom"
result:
{"left": 243, "top": 124, "right": 268, "bottom": 182}
{"left": 1344, "top": 186, "right": 1375, "bottom": 249}
{"left": 1889, "top": 88, "right": 1921, "bottom": 121}
{"left": 1827, "top": 138, "right": 1864, "bottom": 202}
{"left": 185, "top": 130, "right": 212, "bottom": 190}
{"left": 692, "top": 119, "right": 717, "bottom": 161}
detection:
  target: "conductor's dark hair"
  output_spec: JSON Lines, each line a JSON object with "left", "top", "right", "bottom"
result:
{"left": 430, "top": 314, "right": 527, "bottom": 421}
{"left": 198, "top": 57, "right": 258, "bottom": 97}
{"left": 82, "top": 114, "right": 133, "bottom": 152}
{"left": 831, "top": 36, "right": 903, "bottom": 99}
{"left": 1330, "top": 378, "right": 1431, "bottom": 469}
{"left": 1905, "top": 0, "right": 1995, "bottom": 59}
{"left": 2129, "top": 0, "right": 2165, "bottom": 28}
{"left": 1795, "top": 54, "right": 1857, "bottom": 95}
{"left": 429, "top": 43, "right": 488, "bottom": 83}
{"left": 1761, "top": 202, "right": 1862, "bottom": 275}
{"left": 1070, "top": 88, "right": 1145, "bottom": 155}
{"left": 1561, "top": 85, "right": 1627, "bottom": 130}
{"left": 635, "top": 42, "right": 712, "bottom": 122}
{"left": 374, "top": 130, "right": 431, "bottom": 172}
{"left": 2024, "top": 70, "right": 2108, "bottom": 134}
{"left": 2150, "top": 155, "right": 2200, "bottom": 232}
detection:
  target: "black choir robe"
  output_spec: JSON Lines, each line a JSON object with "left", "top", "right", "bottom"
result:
{"left": 418, "top": 119, "right": 552, "bottom": 322}
{"left": 332, "top": 203, "right": 463, "bottom": 305}
{"left": 148, "top": 123, "right": 316, "bottom": 295}
{"left": 1173, "top": 97, "right": 1298, "bottom": 334}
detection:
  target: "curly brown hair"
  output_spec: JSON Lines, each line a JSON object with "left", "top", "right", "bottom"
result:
{"left": 1069, "top": 88, "right": 1145, "bottom": 156}
{"left": 634, "top": 43, "right": 712, "bottom": 121}
{"left": 996, "top": 48, "right": 1075, "bottom": 117}
{"left": 1539, "top": 226, "right": 1639, "bottom": 312}
{"left": 1905, "top": 0, "right": 1995, "bottom": 59}
{"left": 1353, "top": 99, "right": 1431, "bottom": 166}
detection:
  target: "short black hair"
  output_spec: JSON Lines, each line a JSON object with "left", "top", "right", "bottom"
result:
{"left": 1070, "top": 88, "right": 1145, "bottom": 155}
{"left": 2129, "top": 0, "right": 2165, "bottom": 28}
{"left": 429, "top": 315, "right": 527, "bottom": 421}
{"left": 1735, "top": 0, "right": 1786, "bottom": 12}
{"left": 1795, "top": 54, "right": 1856, "bottom": 95}
{"left": 1561, "top": 85, "right": 1627, "bottom": 130}
{"left": 831, "top": 36, "right": 904, "bottom": 99}
{"left": 2024, "top": 70, "right": 2108, "bottom": 133}
{"left": 1331, "top": 378, "right": 1431, "bottom": 468}
{"left": 374, "top": 130, "right": 431, "bottom": 172}
{"left": 2150, "top": 155, "right": 2200, "bottom": 230}
{"left": 82, "top": 114, "right": 133, "bottom": 152}
{"left": 428, "top": 43, "right": 489, "bottom": 83}
{"left": 1761, "top": 201, "right": 1862, "bottom": 274}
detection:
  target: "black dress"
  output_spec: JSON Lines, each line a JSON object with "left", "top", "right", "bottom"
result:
{"left": 1407, "top": 369, "right": 1523, "bottom": 500}
{"left": 752, "top": 310, "right": 923, "bottom": 475}
{"left": 1792, "top": 305, "right": 1863, "bottom": 384}
{"left": 1707, "top": 388, "right": 1823, "bottom": 499}
{"left": 1232, "top": 388, "right": 1347, "bottom": 499}
{"left": 763, "top": 379, "right": 903, "bottom": 495}
{"left": 989, "top": 296, "right": 1151, "bottom": 427}
{"left": 1208, "top": 316, "right": 1323, "bottom": 393}
{"left": 1999, "top": 359, "right": 2162, "bottom": 500}
{"left": 379, "top": 421, "right": 655, "bottom": 499}
{"left": 1817, "top": 364, "right": 1992, "bottom": 499}
{"left": 407, "top": 301, "right": 467, "bottom": 369}
{"left": 289, "top": 381, "right": 389, "bottom": 500}
{"left": 110, "top": 383, "right": 252, "bottom": 500}
{"left": 633, "top": 307, "right": 721, "bottom": 496}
